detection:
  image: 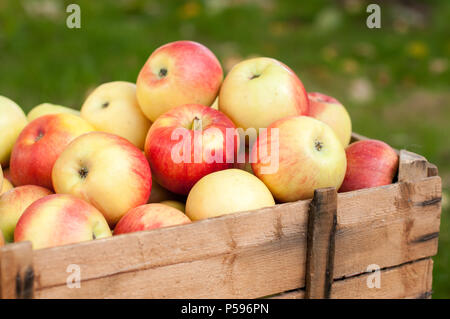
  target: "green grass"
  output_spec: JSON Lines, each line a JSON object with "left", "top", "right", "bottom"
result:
{"left": 0, "top": 0, "right": 449, "bottom": 297}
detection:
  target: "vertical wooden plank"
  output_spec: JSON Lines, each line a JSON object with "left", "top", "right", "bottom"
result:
{"left": 398, "top": 150, "right": 428, "bottom": 183}
{"left": 427, "top": 163, "right": 438, "bottom": 177}
{"left": 305, "top": 187, "right": 337, "bottom": 299}
{"left": 0, "top": 242, "right": 34, "bottom": 299}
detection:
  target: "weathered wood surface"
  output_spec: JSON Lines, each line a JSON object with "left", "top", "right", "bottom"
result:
{"left": 0, "top": 242, "right": 34, "bottom": 299}
{"left": 270, "top": 258, "right": 433, "bottom": 299}
{"left": 398, "top": 150, "right": 428, "bottom": 183}
{"left": 305, "top": 188, "right": 337, "bottom": 299}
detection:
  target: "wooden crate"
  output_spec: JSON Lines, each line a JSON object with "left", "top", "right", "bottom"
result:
{"left": 0, "top": 133, "right": 442, "bottom": 299}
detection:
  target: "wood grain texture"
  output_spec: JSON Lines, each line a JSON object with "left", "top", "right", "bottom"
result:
{"left": 331, "top": 258, "right": 433, "bottom": 299}
{"left": 33, "top": 200, "right": 310, "bottom": 298}
{"left": 398, "top": 150, "right": 428, "bottom": 183}
{"left": 0, "top": 242, "right": 34, "bottom": 299}
{"left": 305, "top": 188, "right": 337, "bottom": 299}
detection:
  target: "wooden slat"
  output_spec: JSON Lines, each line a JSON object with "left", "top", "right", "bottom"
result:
{"left": 32, "top": 200, "right": 310, "bottom": 298}
{"left": 268, "top": 289, "right": 305, "bottom": 299}
{"left": 305, "top": 188, "right": 337, "bottom": 299}
{"left": 350, "top": 132, "right": 369, "bottom": 143}
{"left": 398, "top": 150, "right": 428, "bottom": 183}
{"left": 331, "top": 258, "right": 433, "bottom": 299}
{"left": 334, "top": 176, "right": 441, "bottom": 278}
{"left": 0, "top": 242, "right": 34, "bottom": 299}
{"left": 427, "top": 163, "right": 438, "bottom": 177}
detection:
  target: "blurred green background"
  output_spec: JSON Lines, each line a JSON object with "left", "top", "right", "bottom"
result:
{"left": 0, "top": 0, "right": 448, "bottom": 298}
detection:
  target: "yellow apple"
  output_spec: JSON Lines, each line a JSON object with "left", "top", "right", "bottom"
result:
{"left": 0, "top": 96, "right": 28, "bottom": 166}
{"left": 81, "top": 81, "right": 151, "bottom": 149}
{"left": 27, "top": 103, "right": 80, "bottom": 122}
{"left": 52, "top": 132, "right": 152, "bottom": 226}
{"left": 0, "top": 185, "right": 53, "bottom": 243}
{"left": 219, "top": 57, "right": 309, "bottom": 132}
{"left": 1, "top": 178, "right": 13, "bottom": 195}
{"left": 307, "top": 92, "right": 352, "bottom": 147}
{"left": 185, "top": 169, "right": 275, "bottom": 221}
{"left": 252, "top": 116, "right": 347, "bottom": 202}
{"left": 210, "top": 96, "right": 219, "bottom": 110}
{"left": 14, "top": 194, "right": 112, "bottom": 249}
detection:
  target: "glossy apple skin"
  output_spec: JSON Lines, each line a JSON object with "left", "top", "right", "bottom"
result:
{"left": 9, "top": 114, "right": 95, "bottom": 189}
{"left": 219, "top": 57, "right": 309, "bottom": 131}
{"left": 145, "top": 104, "right": 238, "bottom": 195}
{"left": 339, "top": 140, "right": 399, "bottom": 192}
{"left": 251, "top": 116, "right": 347, "bottom": 202}
{"left": 27, "top": 103, "right": 80, "bottom": 122}
{"left": 81, "top": 81, "right": 152, "bottom": 149}
{"left": 114, "top": 203, "right": 191, "bottom": 235}
{"left": 0, "top": 230, "right": 4, "bottom": 247}
{"left": 52, "top": 132, "right": 152, "bottom": 226}
{"left": 307, "top": 92, "right": 352, "bottom": 147}
{"left": 137, "top": 41, "right": 223, "bottom": 122}
{"left": 14, "top": 194, "right": 112, "bottom": 249}
{"left": 0, "top": 96, "right": 28, "bottom": 166}
{"left": 0, "top": 185, "right": 53, "bottom": 243}
{"left": 186, "top": 169, "right": 275, "bottom": 221}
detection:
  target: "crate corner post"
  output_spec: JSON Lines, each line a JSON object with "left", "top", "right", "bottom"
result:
{"left": 0, "top": 241, "right": 34, "bottom": 299}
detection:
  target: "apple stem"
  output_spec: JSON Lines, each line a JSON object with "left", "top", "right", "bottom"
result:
{"left": 191, "top": 117, "right": 202, "bottom": 131}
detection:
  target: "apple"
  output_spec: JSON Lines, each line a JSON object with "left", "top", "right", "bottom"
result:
{"left": 27, "top": 103, "right": 80, "bottom": 122}
{"left": 9, "top": 113, "right": 95, "bottom": 189}
{"left": 136, "top": 40, "right": 223, "bottom": 122}
{"left": 219, "top": 57, "right": 309, "bottom": 132}
{"left": 339, "top": 140, "right": 399, "bottom": 192}
{"left": 1, "top": 178, "right": 13, "bottom": 195}
{"left": 251, "top": 116, "right": 347, "bottom": 202}
{"left": 210, "top": 96, "right": 219, "bottom": 110}
{"left": 185, "top": 169, "right": 275, "bottom": 221}
{"left": 81, "top": 81, "right": 152, "bottom": 149}
{"left": 0, "top": 185, "right": 53, "bottom": 243}
{"left": 0, "top": 165, "right": 3, "bottom": 191}
{"left": 160, "top": 200, "right": 185, "bottom": 213}
{"left": 145, "top": 104, "right": 238, "bottom": 195}
{"left": 114, "top": 203, "right": 191, "bottom": 235}
{"left": 52, "top": 132, "right": 152, "bottom": 226}
{"left": 307, "top": 92, "right": 352, "bottom": 147}
{"left": 0, "top": 95, "right": 28, "bottom": 166}
{"left": 14, "top": 194, "right": 112, "bottom": 249}
{"left": 0, "top": 230, "right": 4, "bottom": 247}
{"left": 2, "top": 167, "right": 13, "bottom": 185}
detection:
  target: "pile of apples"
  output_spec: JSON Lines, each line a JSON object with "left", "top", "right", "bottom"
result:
{"left": 0, "top": 41, "right": 399, "bottom": 250}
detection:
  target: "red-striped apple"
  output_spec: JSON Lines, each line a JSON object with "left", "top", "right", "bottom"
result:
{"left": 308, "top": 92, "right": 352, "bottom": 147}
{"left": 114, "top": 203, "right": 191, "bottom": 235}
{"left": 81, "top": 81, "right": 151, "bottom": 149}
{"left": 0, "top": 185, "right": 53, "bottom": 243}
{"left": 10, "top": 114, "right": 95, "bottom": 189}
{"left": 27, "top": 103, "right": 80, "bottom": 122}
{"left": 0, "top": 96, "right": 28, "bottom": 166}
{"left": 52, "top": 132, "right": 152, "bottom": 226}
{"left": 219, "top": 57, "right": 309, "bottom": 131}
{"left": 339, "top": 140, "right": 398, "bottom": 192}
{"left": 252, "top": 116, "right": 347, "bottom": 202}
{"left": 185, "top": 169, "right": 275, "bottom": 221}
{"left": 14, "top": 194, "right": 112, "bottom": 249}
{"left": 137, "top": 41, "right": 223, "bottom": 122}
{"left": 145, "top": 104, "right": 238, "bottom": 195}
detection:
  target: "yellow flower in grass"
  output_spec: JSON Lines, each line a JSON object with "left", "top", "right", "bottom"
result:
{"left": 406, "top": 41, "right": 429, "bottom": 59}
{"left": 178, "top": 1, "right": 201, "bottom": 20}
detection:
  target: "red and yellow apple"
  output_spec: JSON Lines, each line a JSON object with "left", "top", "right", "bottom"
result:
{"left": 114, "top": 203, "right": 191, "bottom": 235}
{"left": 145, "top": 104, "right": 238, "bottom": 195}
{"left": 0, "top": 230, "right": 4, "bottom": 247}
{"left": 136, "top": 40, "right": 223, "bottom": 122}
{"left": 52, "top": 132, "right": 152, "bottom": 226}
{"left": 185, "top": 169, "right": 275, "bottom": 221}
{"left": 9, "top": 113, "right": 95, "bottom": 189}
{"left": 14, "top": 194, "right": 111, "bottom": 249}
{"left": 0, "top": 185, "right": 53, "bottom": 243}
{"left": 339, "top": 140, "right": 399, "bottom": 192}
{"left": 219, "top": 57, "right": 309, "bottom": 131}
{"left": 0, "top": 96, "right": 28, "bottom": 166}
{"left": 81, "top": 81, "right": 152, "bottom": 149}
{"left": 252, "top": 116, "right": 347, "bottom": 202}
{"left": 27, "top": 103, "right": 80, "bottom": 122}
{"left": 308, "top": 92, "right": 352, "bottom": 147}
